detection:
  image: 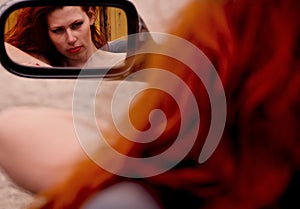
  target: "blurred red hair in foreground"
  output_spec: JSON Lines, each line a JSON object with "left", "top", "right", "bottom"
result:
{"left": 30, "top": 0, "right": 300, "bottom": 208}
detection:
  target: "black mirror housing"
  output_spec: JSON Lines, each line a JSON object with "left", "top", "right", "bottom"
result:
{"left": 0, "top": 0, "right": 139, "bottom": 79}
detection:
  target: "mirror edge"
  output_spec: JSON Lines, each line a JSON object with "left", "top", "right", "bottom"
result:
{"left": 0, "top": 0, "right": 139, "bottom": 79}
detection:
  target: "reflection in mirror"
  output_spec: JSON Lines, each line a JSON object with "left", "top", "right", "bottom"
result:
{"left": 4, "top": 6, "right": 128, "bottom": 68}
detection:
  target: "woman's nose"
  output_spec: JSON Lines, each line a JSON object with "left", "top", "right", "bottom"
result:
{"left": 66, "top": 29, "right": 77, "bottom": 44}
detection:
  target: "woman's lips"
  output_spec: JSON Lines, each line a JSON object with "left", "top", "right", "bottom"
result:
{"left": 68, "top": 46, "right": 82, "bottom": 53}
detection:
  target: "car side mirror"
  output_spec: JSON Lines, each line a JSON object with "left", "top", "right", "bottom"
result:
{"left": 0, "top": 0, "right": 140, "bottom": 79}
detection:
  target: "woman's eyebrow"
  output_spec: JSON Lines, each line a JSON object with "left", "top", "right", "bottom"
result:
{"left": 71, "top": 19, "right": 83, "bottom": 25}
{"left": 49, "top": 25, "right": 63, "bottom": 29}
{"left": 48, "top": 18, "right": 84, "bottom": 30}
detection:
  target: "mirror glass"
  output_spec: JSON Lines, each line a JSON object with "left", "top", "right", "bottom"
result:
{"left": 4, "top": 6, "right": 129, "bottom": 70}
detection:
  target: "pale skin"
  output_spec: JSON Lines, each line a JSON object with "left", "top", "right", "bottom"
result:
{"left": 0, "top": 107, "right": 88, "bottom": 192}
{"left": 5, "top": 42, "right": 51, "bottom": 67}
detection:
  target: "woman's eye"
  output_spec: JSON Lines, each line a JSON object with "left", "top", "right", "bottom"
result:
{"left": 72, "top": 21, "right": 83, "bottom": 30}
{"left": 51, "top": 28, "right": 64, "bottom": 34}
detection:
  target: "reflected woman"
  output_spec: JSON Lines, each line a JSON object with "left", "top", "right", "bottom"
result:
{"left": 5, "top": 6, "right": 107, "bottom": 67}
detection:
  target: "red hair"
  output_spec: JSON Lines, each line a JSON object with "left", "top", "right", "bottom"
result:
{"left": 30, "top": 0, "right": 300, "bottom": 208}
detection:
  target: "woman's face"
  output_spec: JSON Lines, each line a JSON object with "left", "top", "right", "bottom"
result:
{"left": 47, "top": 6, "right": 97, "bottom": 67}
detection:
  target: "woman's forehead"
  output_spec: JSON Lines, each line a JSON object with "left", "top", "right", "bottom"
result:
{"left": 47, "top": 6, "right": 86, "bottom": 27}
